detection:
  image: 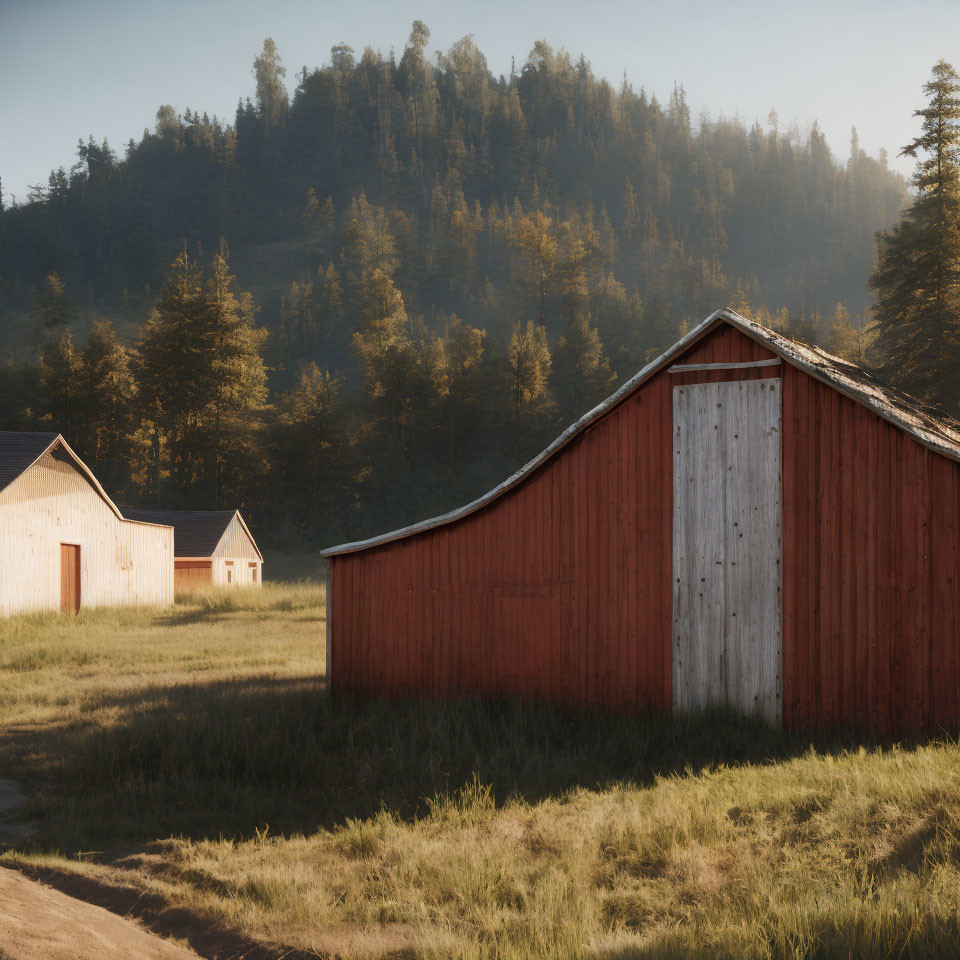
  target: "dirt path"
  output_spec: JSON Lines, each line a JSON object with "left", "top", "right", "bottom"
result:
{"left": 0, "top": 867, "right": 201, "bottom": 960}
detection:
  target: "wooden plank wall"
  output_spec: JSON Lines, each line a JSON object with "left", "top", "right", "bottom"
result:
{"left": 174, "top": 561, "right": 213, "bottom": 593}
{"left": 330, "top": 366, "right": 675, "bottom": 710}
{"left": 329, "top": 323, "right": 776, "bottom": 710}
{"left": 211, "top": 516, "right": 262, "bottom": 587}
{"left": 670, "top": 324, "right": 782, "bottom": 385}
{"left": 781, "top": 363, "right": 960, "bottom": 735}
{"left": 672, "top": 379, "right": 782, "bottom": 723}
{"left": 330, "top": 322, "right": 960, "bottom": 735}
{"left": 0, "top": 449, "right": 174, "bottom": 616}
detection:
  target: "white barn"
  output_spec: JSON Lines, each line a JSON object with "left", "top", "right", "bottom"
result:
{"left": 119, "top": 508, "right": 263, "bottom": 592}
{"left": 0, "top": 432, "right": 174, "bottom": 617}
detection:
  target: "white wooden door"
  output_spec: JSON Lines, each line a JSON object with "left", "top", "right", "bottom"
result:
{"left": 672, "top": 378, "right": 782, "bottom": 723}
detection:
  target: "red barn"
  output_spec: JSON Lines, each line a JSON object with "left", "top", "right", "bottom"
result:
{"left": 321, "top": 309, "right": 960, "bottom": 735}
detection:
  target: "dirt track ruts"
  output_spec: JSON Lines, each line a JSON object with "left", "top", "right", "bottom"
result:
{"left": 0, "top": 866, "right": 201, "bottom": 960}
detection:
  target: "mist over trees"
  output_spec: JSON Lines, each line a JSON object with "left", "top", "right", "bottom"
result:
{"left": 0, "top": 27, "right": 914, "bottom": 544}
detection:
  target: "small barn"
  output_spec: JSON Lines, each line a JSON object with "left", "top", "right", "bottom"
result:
{"left": 321, "top": 308, "right": 960, "bottom": 736}
{"left": 119, "top": 508, "right": 263, "bottom": 591}
{"left": 0, "top": 432, "right": 174, "bottom": 616}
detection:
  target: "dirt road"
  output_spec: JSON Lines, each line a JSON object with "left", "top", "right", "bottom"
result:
{"left": 0, "top": 867, "right": 201, "bottom": 960}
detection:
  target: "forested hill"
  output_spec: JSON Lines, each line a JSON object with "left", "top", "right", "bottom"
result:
{"left": 0, "top": 27, "right": 909, "bottom": 543}
{"left": 2, "top": 30, "right": 904, "bottom": 360}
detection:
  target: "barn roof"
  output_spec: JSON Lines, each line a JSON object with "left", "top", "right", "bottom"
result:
{"left": 0, "top": 431, "right": 171, "bottom": 529}
{"left": 321, "top": 307, "right": 960, "bottom": 558}
{"left": 0, "top": 431, "right": 60, "bottom": 493}
{"left": 119, "top": 507, "right": 262, "bottom": 560}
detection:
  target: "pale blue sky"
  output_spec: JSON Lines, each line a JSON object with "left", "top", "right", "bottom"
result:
{"left": 1, "top": 0, "right": 954, "bottom": 202}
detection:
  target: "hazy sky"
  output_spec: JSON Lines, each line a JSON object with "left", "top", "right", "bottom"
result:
{"left": 1, "top": 0, "right": 956, "bottom": 203}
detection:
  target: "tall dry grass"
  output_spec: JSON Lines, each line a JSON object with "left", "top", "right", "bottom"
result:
{"left": 1, "top": 584, "right": 959, "bottom": 958}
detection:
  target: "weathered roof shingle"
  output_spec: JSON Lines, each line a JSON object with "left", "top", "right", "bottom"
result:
{"left": 119, "top": 507, "right": 240, "bottom": 557}
{"left": 0, "top": 431, "right": 60, "bottom": 493}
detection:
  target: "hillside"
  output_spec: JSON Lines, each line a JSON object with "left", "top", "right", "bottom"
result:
{"left": 0, "top": 27, "right": 909, "bottom": 545}
{"left": 0, "top": 29, "right": 905, "bottom": 358}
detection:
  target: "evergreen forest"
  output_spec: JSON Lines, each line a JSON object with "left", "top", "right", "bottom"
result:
{"left": 1, "top": 26, "right": 943, "bottom": 546}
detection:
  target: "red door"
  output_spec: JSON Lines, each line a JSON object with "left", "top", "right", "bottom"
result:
{"left": 60, "top": 543, "right": 81, "bottom": 614}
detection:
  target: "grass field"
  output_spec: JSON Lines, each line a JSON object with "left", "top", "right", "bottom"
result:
{"left": 1, "top": 581, "right": 959, "bottom": 959}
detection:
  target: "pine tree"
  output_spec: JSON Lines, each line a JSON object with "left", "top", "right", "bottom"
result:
{"left": 437, "top": 315, "right": 486, "bottom": 467}
{"left": 301, "top": 187, "right": 321, "bottom": 231}
{"left": 509, "top": 210, "right": 557, "bottom": 327}
{"left": 318, "top": 196, "right": 336, "bottom": 243}
{"left": 870, "top": 60, "right": 960, "bottom": 407}
{"left": 555, "top": 237, "right": 614, "bottom": 419}
{"left": 352, "top": 269, "right": 415, "bottom": 462}
{"left": 340, "top": 192, "right": 398, "bottom": 286}
{"left": 36, "top": 321, "right": 136, "bottom": 492}
{"left": 508, "top": 318, "right": 552, "bottom": 456}
{"left": 253, "top": 38, "right": 289, "bottom": 132}
{"left": 36, "top": 331, "right": 84, "bottom": 440}
{"left": 77, "top": 320, "right": 137, "bottom": 493}
{"left": 316, "top": 263, "right": 344, "bottom": 347}
{"left": 137, "top": 250, "right": 205, "bottom": 496}
{"left": 137, "top": 248, "right": 267, "bottom": 502}
{"left": 399, "top": 20, "right": 435, "bottom": 196}
{"left": 200, "top": 249, "right": 269, "bottom": 501}
{"left": 30, "top": 273, "right": 75, "bottom": 330}
{"left": 271, "top": 365, "right": 353, "bottom": 539}
{"left": 826, "top": 302, "right": 858, "bottom": 359}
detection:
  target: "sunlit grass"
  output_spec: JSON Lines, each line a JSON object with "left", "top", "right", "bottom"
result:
{"left": 1, "top": 581, "right": 959, "bottom": 958}
{"left": 0, "top": 583, "right": 325, "bottom": 774}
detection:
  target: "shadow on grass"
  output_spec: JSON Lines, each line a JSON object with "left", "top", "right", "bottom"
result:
{"left": 4, "top": 672, "right": 951, "bottom": 855}
{"left": 592, "top": 911, "right": 960, "bottom": 960}
{"left": 158, "top": 593, "right": 324, "bottom": 627}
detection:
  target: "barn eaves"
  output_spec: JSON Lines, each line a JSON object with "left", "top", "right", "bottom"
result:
{"left": 118, "top": 507, "right": 263, "bottom": 561}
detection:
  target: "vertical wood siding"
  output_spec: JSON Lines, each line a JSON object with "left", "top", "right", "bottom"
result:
{"left": 781, "top": 363, "right": 960, "bottom": 734}
{"left": 210, "top": 515, "right": 262, "bottom": 587}
{"left": 0, "top": 450, "right": 173, "bottom": 616}
{"left": 672, "top": 379, "right": 782, "bottom": 723}
{"left": 174, "top": 560, "right": 213, "bottom": 592}
{"left": 329, "top": 323, "right": 960, "bottom": 735}
{"left": 330, "top": 360, "right": 675, "bottom": 709}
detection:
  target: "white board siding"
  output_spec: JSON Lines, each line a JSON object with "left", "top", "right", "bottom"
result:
{"left": 672, "top": 379, "right": 782, "bottom": 723}
{"left": 211, "top": 514, "right": 262, "bottom": 587}
{"left": 0, "top": 450, "right": 173, "bottom": 616}
{"left": 211, "top": 558, "right": 261, "bottom": 587}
